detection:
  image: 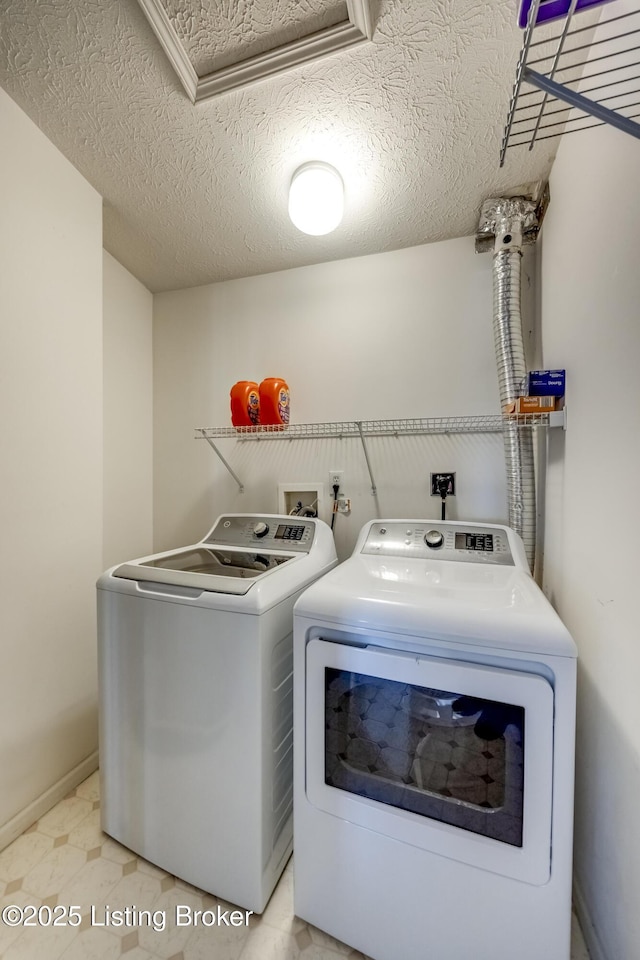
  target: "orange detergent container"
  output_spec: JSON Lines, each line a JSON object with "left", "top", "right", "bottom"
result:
{"left": 259, "top": 378, "right": 290, "bottom": 427}
{"left": 230, "top": 381, "right": 260, "bottom": 428}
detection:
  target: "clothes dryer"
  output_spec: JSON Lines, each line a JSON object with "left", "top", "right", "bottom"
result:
{"left": 98, "top": 514, "right": 336, "bottom": 913}
{"left": 293, "top": 519, "right": 576, "bottom": 960}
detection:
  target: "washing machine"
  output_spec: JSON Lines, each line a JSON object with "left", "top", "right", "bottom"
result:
{"left": 293, "top": 519, "right": 577, "bottom": 960}
{"left": 97, "top": 513, "right": 336, "bottom": 913}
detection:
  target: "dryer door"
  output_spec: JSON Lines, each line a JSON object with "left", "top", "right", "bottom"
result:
{"left": 305, "top": 638, "right": 553, "bottom": 885}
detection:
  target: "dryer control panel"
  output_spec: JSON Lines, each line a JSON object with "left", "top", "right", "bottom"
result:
{"left": 205, "top": 515, "right": 316, "bottom": 552}
{"left": 361, "top": 522, "right": 514, "bottom": 565}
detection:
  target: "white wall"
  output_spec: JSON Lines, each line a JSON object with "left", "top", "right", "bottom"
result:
{"left": 541, "top": 123, "right": 640, "bottom": 960}
{"left": 153, "top": 238, "right": 532, "bottom": 559}
{"left": 103, "top": 251, "right": 153, "bottom": 569}
{"left": 0, "top": 88, "right": 103, "bottom": 842}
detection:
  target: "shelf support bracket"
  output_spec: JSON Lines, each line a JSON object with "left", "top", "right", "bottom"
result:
{"left": 356, "top": 421, "right": 378, "bottom": 496}
{"left": 524, "top": 68, "right": 640, "bottom": 142}
{"left": 199, "top": 430, "right": 244, "bottom": 492}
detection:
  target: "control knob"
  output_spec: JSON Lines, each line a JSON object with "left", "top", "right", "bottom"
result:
{"left": 253, "top": 522, "right": 269, "bottom": 538}
{"left": 424, "top": 529, "right": 444, "bottom": 549}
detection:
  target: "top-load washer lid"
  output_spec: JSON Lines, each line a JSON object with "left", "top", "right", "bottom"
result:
{"left": 109, "top": 514, "right": 329, "bottom": 597}
{"left": 113, "top": 545, "right": 297, "bottom": 595}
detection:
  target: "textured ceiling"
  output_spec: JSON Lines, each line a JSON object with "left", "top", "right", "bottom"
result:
{"left": 0, "top": 0, "right": 563, "bottom": 293}
{"left": 163, "top": 0, "right": 348, "bottom": 75}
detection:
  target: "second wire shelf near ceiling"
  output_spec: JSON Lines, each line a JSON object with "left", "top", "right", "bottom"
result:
{"left": 501, "top": 0, "right": 640, "bottom": 164}
{"left": 196, "top": 411, "right": 566, "bottom": 494}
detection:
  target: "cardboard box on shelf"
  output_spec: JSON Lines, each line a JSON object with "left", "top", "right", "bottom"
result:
{"left": 526, "top": 369, "right": 566, "bottom": 396}
{"left": 503, "top": 396, "right": 559, "bottom": 416}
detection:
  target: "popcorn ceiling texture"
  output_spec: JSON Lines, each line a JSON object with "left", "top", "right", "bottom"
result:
{"left": 0, "top": 0, "right": 559, "bottom": 293}
{"left": 163, "top": 0, "right": 348, "bottom": 75}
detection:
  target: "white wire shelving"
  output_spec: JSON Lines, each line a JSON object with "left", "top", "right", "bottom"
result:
{"left": 196, "top": 412, "right": 564, "bottom": 440}
{"left": 196, "top": 411, "right": 565, "bottom": 494}
{"left": 501, "top": 0, "right": 640, "bottom": 165}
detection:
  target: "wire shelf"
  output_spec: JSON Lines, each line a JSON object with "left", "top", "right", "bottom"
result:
{"left": 196, "top": 412, "right": 564, "bottom": 494}
{"left": 196, "top": 411, "right": 564, "bottom": 441}
{"left": 501, "top": 0, "right": 640, "bottom": 164}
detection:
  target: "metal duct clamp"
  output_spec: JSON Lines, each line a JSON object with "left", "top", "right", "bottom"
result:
{"left": 475, "top": 192, "right": 548, "bottom": 254}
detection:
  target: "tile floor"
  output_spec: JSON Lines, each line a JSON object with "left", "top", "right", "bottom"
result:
{"left": 0, "top": 771, "right": 591, "bottom": 960}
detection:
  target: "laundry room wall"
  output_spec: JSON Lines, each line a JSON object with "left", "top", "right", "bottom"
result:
{"left": 102, "top": 250, "right": 153, "bottom": 569}
{"left": 0, "top": 88, "right": 103, "bottom": 846}
{"left": 153, "top": 238, "right": 536, "bottom": 559}
{"left": 540, "top": 122, "right": 640, "bottom": 960}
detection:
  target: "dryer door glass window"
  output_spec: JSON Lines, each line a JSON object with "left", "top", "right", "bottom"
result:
{"left": 325, "top": 669, "right": 524, "bottom": 846}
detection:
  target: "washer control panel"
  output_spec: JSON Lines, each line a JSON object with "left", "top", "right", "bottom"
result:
{"left": 205, "top": 515, "right": 315, "bottom": 552}
{"left": 361, "top": 522, "right": 514, "bottom": 565}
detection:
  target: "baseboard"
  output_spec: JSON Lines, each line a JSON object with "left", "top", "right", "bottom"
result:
{"left": 0, "top": 751, "right": 99, "bottom": 853}
{"left": 573, "top": 876, "right": 608, "bottom": 960}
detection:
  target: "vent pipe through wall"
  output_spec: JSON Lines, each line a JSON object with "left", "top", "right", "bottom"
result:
{"left": 477, "top": 197, "right": 541, "bottom": 571}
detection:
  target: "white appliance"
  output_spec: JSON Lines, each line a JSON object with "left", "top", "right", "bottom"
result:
{"left": 97, "top": 513, "right": 337, "bottom": 913}
{"left": 293, "top": 519, "right": 577, "bottom": 960}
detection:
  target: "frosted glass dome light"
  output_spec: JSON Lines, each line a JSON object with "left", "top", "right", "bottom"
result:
{"left": 288, "top": 162, "right": 344, "bottom": 236}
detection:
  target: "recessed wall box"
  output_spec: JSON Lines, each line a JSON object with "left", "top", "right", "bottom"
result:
{"left": 278, "top": 483, "right": 324, "bottom": 521}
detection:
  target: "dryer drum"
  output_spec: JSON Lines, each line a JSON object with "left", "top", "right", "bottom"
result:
{"left": 324, "top": 669, "right": 525, "bottom": 847}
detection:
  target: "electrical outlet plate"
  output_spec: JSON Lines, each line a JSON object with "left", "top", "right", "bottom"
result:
{"left": 329, "top": 470, "right": 344, "bottom": 487}
{"left": 430, "top": 472, "right": 456, "bottom": 496}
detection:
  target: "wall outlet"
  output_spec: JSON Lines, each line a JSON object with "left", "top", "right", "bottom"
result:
{"left": 430, "top": 472, "right": 456, "bottom": 497}
{"left": 329, "top": 470, "right": 344, "bottom": 487}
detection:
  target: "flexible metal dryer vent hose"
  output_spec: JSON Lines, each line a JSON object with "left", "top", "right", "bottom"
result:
{"left": 492, "top": 223, "right": 536, "bottom": 571}
{"left": 493, "top": 242, "right": 536, "bottom": 571}
{"left": 477, "top": 197, "right": 539, "bottom": 571}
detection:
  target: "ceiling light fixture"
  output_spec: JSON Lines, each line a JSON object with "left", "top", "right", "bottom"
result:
{"left": 288, "top": 162, "right": 344, "bottom": 236}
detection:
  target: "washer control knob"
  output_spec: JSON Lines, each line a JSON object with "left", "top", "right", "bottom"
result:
{"left": 253, "top": 522, "right": 269, "bottom": 538}
{"left": 424, "top": 529, "right": 444, "bottom": 549}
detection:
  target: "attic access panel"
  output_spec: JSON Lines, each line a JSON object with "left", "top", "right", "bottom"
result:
{"left": 136, "top": 0, "right": 373, "bottom": 102}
